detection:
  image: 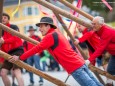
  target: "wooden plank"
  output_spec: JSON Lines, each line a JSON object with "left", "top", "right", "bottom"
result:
{"left": 33, "top": 0, "right": 92, "bottom": 29}
{"left": 0, "top": 22, "right": 115, "bottom": 80}
{"left": 0, "top": 0, "right": 4, "bottom": 38}
{"left": 0, "top": 50, "right": 69, "bottom": 86}
{"left": 58, "top": 0, "right": 93, "bottom": 20}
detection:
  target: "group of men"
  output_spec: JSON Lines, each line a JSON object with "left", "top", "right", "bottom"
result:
{"left": 74, "top": 16, "right": 115, "bottom": 86}
{"left": 0, "top": 12, "right": 115, "bottom": 86}
{"left": 0, "top": 13, "right": 43, "bottom": 86}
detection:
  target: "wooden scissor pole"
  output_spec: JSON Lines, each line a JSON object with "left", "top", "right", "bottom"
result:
{"left": 0, "top": 1, "right": 114, "bottom": 80}
{"left": 33, "top": 0, "right": 92, "bottom": 29}
{"left": 0, "top": 23, "right": 115, "bottom": 81}
{"left": 0, "top": 0, "right": 4, "bottom": 38}
{"left": 58, "top": 0, "right": 93, "bottom": 20}
{"left": 0, "top": 50, "right": 69, "bottom": 86}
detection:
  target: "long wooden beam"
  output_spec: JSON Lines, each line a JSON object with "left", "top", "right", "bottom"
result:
{"left": 0, "top": 50, "right": 69, "bottom": 86}
{"left": 46, "top": 0, "right": 104, "bottom": 82}
{"left": 0, "top": 23, "right": 115, "bottom": 81}
{"left": 58, "top": 0, "right": 93, "bottom": 20}
{"left": 50, "top": 13, "right": 114, "bottom": 82}
{"left": 33, "top": 0, "right": 92, "bottom": 29}
{"left": 58, "top": 0, "right": 108, "bottom": 27}
{"left": 0, "top": 23, "right": 38, "bottom": 45}
{"left": 52, "top": 13, "right": 105, "bottom": 85}
{"left": 31, "top": 0, "right": 115, "bottom": 81}
{"left": 0, "top": 0, "right": 4, "bottom": 43}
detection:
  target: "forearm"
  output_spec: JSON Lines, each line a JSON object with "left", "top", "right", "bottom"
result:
{"left": 78, "top": 32, "right": 92, "bottom": 43}
{"left": 20, "top": 46, "right": 40, "bottom": 60}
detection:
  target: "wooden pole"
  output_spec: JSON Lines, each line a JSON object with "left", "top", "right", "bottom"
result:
{"left": 53, "top": 13, "right": 105, "bottom": 85}
{"left": 0, "top": 50, "right": 69, "bottom": 86}
{"left": 0, "top": 23, "right": 38, "bottom": 45}
{"left": 45, "top": 0, "right": 105, "bottom": 82}
{"left": 58, "top": 0, "right": 93, "bottom": 20}
{"left": 50, "top": 13, "right": 115, "bottom": 81}
{"left": 0, "top": 0, "right": 4, "bottom": 47}
{"left": 51, "top": 13, "right": 113, "bottom": 82}
{"left": 33, "top": 0, "right": 115, "bottom": 81}
{"left": 0, "top": 0, "right": 4, "bottom": 37}
{"left": 31, "top": 0, "right": 91, "bottom": 59}
{"left": 58, "top": 0, "right": 108, "bottom": 26}
{"left": 32, "top": 0, "right": 92, "bottom": 29}
{"left": 0, "top": 24, "right": 115, "bottom": 80}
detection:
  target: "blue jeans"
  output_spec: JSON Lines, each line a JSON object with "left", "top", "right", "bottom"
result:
{"left": 72, "top": 64, "right": 103, "bottom": 86}
{"left": 96, "top": 57, "right": 102, "bottom": 67}
{"left": 27, "top": 55, "right": 43, "bottom": 83}
{"left": 42, "top": 61, "right": 47, "bottom": 71}
{"left": 107, "top": 55, "right": 115, "bottom": 75}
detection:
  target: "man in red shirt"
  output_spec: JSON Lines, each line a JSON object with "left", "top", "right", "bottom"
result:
{"left": 9, "top": 17, "right": 103, "bottom": 86}
{"left": 0, "top": 13, "right": 24, "bottom": 86}
{"left": 76, "top": 25, "right": 102, "bottom": 66}
{"left": 76, "top": 16, "right": 115, "bottom": 86}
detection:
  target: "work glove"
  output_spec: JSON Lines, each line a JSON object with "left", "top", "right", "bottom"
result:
{"left": 85, "top": 60, "right": 90, "bottom": 66}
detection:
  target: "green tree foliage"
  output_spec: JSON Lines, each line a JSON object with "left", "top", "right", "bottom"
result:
{"left": 83, "top": 0, "right": 115, "bottom": 22}
{"left": 83, "top": 0, "right": 115, "bottom": 13}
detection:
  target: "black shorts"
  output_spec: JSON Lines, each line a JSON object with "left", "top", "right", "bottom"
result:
{"left": 1, "top": 49, "right": 24, "bottom": 70}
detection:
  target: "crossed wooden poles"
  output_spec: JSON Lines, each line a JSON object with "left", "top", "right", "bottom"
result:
{"left": 32, "top": 0, "right": 115, "bottom": 80}
{"left": 0, "top": 23, "right": 70, "bottom": 86}
{"left": 46, "top": 0, "right": 105, "bottom": 84}
{"left": 0, "top": 50, "right": 70, "bottom": 86}
{"left": 0, "top": 0, "right": 4, "bottom": 47}
{"left": 0, "top": 0, "right": 115, "bottom": 86}
{"left": 0, "top": 0, "right": 4, "bottom": 35}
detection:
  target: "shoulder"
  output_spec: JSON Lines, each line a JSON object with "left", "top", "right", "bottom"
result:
{"left": 34, "top": 35, "right": 41, "bottom": 41}
{"left": 10, "top": 24, "right": 19, "bottom": 31}
{"left": 42, "top": 32, "right": 54, "bottom": 41}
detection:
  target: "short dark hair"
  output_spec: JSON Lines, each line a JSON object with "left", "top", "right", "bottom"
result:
{"left": 2, "top": 13, "right": 10, "bottom": 20}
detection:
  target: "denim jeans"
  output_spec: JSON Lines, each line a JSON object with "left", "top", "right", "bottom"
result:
{"left": 42, "top": 61, "right": 47, "bottom": 71}
{"left": 27, "top": 55, "right": 43, "bottom": 83}
{"left": 96, "top": 57, "right": 102, "bottom": 67}
{"left": 107, "top": 55, "right": 115, "bottom": 75}
{"left": 72, "top": 64, "right": 103, "bottom": 86}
